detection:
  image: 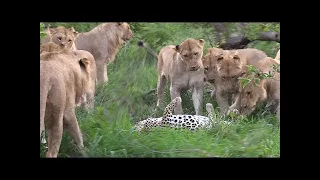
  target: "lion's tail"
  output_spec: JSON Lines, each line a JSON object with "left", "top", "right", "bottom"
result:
{"left": 40, "top": 77, "right": 50, "bottom": 143}
{"left": 137, "top": 40, "right": 158, "bottom": 59}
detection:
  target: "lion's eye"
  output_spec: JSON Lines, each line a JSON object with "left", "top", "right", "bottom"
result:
{"left": 247, "top": 92, "right": 251, "bottom": 95}
{"left": 194, "top": 52, "right": 198, "bottom": 56}
{"left": 68, "top": 39, "right": 72, "bottom": 43}
{"left": 57, "top": 37, "right": 62, "bottom": 41}
{"left": 204, "top": 67, "right": 209, "bottom": 71}
{"left": 232, "top": 76, "right": 236, "bottom": 79}
{"left": 184, "top": 54, "right": 188, "bottom": 58}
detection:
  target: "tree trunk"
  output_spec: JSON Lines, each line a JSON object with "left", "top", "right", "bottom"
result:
{"left": 212, "top": 23, "right": 228, "bottom": 45}
{"left": 212, "top": 23, "right": 280, "bottom": 50}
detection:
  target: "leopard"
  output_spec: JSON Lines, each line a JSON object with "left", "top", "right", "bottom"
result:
{"left": 133, "top": 97, "right": 231, "bottom": 133}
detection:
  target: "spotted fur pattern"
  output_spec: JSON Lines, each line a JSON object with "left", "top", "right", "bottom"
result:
{"left": 133, "top": 117, "right": 162, "bottom": 132}
{"left": 160, "top": 97, "right": 212, "bottom": 130}
{"left": 133, "top": 97, "right": 232, "bottom": 132}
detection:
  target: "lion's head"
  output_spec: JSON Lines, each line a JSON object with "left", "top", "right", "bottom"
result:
{"left": 216, "top": 51, "right": 245, "bottom": 93}
{"left": 116, "top": 22, "right": 133, "bottom": 42}
{"left": 47, "top": 26, "right": 78, "bottom": 51}
{"left": 202, "top": 48, "right": 224, "bottom": 84}
{"left": 174, "top": 38, "right": 205, "bottom": 72}
{"left": 238, "top": 74, "right": 267, "bottom": 116}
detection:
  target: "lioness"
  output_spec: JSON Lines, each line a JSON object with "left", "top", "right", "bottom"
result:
{"left": 41, "top": 26, "right": 78, "bottom": 52}
{"left": 40, "top": 50, "right": 92, "bottom": 158}
{"left": 156, "top": 38, "right": 205, "bottom": 115}
{"left": 202, "top": 48, "right": 224, "bottom": 99}
{"left": 74, "top": 22, "right": 133, "bottom": 85}
{"left": 41, "top": 26, "right": 97, "bottom": 110}
{"left": 229, "top": 57, "right": 280, "bottom": 119}
{"left": 214, "top": 48, "right": 267, "bottom": 113}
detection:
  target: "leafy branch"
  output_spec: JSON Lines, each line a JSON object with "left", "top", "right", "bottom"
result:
{"left": 239, "top": 64, "right": 280, "bottom": 88}
{"left": 40, "top": 22, "right": 47, "bottom": 38}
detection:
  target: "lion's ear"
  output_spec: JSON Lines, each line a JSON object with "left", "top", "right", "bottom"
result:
{"left": 173, "top": 45, "right": 180, "bottom": 52}
{"left": 233, "top": 54, "right": 243, "bottom": 68}
{"left": 198, "top": 39, "right": 205, "bottom": 45}
{"left": 207, "top": 48, "right": 214, "bottom": 54}
{"left": 117, "top": 22, "right": 124, "bottom": 26}
{"left": 79, "top": 58, "right": 90, "bottom": 72}
{"left": 69, "top": 27, "right": 78, "bottom": 37}
{"left": 48, "top": 28, "right": 55, "bottom": 35}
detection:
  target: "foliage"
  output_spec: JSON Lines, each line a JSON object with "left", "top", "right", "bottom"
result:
{"left": 239, "top": 64, "right": 280, "bottom": 88}
{"left": 40, "top": 22, "right": 280, "bottom": 158}
{"left": 43, "top": 22, "right": 100, "bottom": 33}
{"left": 40, "top": 22, "right": 46, "bottom": 38}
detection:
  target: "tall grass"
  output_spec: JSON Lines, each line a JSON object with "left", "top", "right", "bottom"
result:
{"left": 40, "top": 23, "right": 280, "bottom": 158}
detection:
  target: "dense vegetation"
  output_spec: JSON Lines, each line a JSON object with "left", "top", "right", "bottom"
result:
{"left": 40, "top": 22, "right": 280, "bottom": 157}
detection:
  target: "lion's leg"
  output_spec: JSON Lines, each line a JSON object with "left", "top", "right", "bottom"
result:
{"left": 192, "top": 82, "right": 204, "bottom": 115}
{"left": 46, "top": 110, "right": 64, "bottom": 158}
{"left": 269, "top": 89, "right": 280, "bottom": 114}
{"left": 40, "top": 119, "right": 46, "bottom": 143}
{"left": 232, "top": 93, "right": 239, "bottom": 104}
{"left": 156, "top": 75, "right": 166, "bottom": 107}
{"left": 170, "top": 85, "right": 183, "bottom": 115}
{"left": 227, "top": 93, "right": 241, "bottom": 116}
{"left": 63, "top": 110, "right": 86, "bottom": 157}
{"left": 84, "top": 90, "right": 95, "bottom": 111}
{"left": 104, "top": 63, "right": 108, "bottom": 84}
{"left": 216, "top": 89, "right": 231, "bottom": 114}
{"left": 96, "top": 59, "right": 107, "bottom": 85}
{"left": 210, "top": 87, "right": 216, "bottom": 99}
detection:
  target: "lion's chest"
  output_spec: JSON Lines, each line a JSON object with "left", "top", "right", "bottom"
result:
{"left": 171, "top": 70, "right": 204, "bottom": 89}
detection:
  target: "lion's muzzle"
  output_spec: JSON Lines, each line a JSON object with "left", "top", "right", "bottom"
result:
{"left": 189, "top": 65, "right": 200, "bottom": 71}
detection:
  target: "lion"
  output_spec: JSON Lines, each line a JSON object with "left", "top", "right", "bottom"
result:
{"left": 40, "top": 41, "right": 71, "bottom": 61}
{"left": 156, "top": 38, "right": 205, "bottom": 115}
{"left": 41, "top": 29, "right": 97, "bottom": 111}
{"left": 229, "top": 57, "right": 280, "bottom": 119}
{"left": 40, "top": 50, "right": 92, "bottom": 158}
{"left": 275, "top": 49, "right": 280, "bottom": 60}
{"left": 40, "top": 26, "right": 78, "bottom": 52}
{"left": 212, "top": 48, "right": 268, "bottom": 113}
{"left": 74, "top": 22, "right": 133, "bottom": 85}
{"left": 202, "top": 48, "right": 225, "bottom": 99}
{"left": 72, "top": 50, "right": 97, "bottom": 110}
{"left": 40, "top": 41, "right": 64, "bottom": 54}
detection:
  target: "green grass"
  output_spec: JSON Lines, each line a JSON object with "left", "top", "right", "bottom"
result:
{"left": 40, "top": 23, "right": 280, "bottom": 158}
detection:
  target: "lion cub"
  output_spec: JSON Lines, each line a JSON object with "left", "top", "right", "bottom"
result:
{"left": 229, "top": 57, "right": 280, "bottom": 120}
{"left": 204, "top": 48, "right": 267, "bottom": 114}
{"left": 156, "top": 38, "right": 205, "bottom": 115}
{"left": 40, "top": 26, "right": 97, "bottom": 111}
{"left": 40, "top": 50, "right": 92, "bottom": 158}
{"left": 41, "top": 26, "right": 78, "bottom": 52}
